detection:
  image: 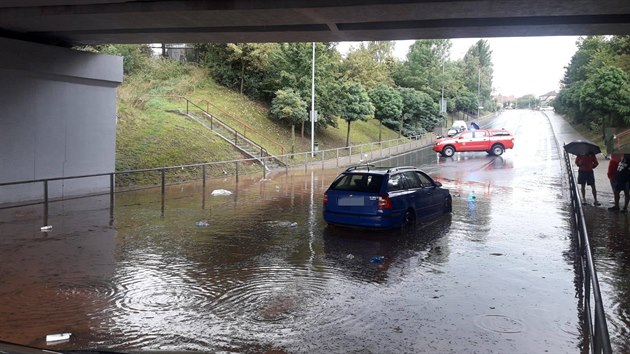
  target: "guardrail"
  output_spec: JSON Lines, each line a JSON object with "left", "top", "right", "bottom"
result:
{"left": 1, "top": 134, "right": 432, "bottom": 223}
{"left": 563, "top": 148, "right": 612, "bottom": 354}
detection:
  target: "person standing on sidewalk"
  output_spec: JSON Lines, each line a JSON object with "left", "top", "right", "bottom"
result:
{"left": 575, "top": 153, "right": 601, "bottom": 206}
{"left": 607, "top": 154, "right": 622, "bottom": 211}
{"left": 615, "top": 154, "right": 630, "bottom": 213}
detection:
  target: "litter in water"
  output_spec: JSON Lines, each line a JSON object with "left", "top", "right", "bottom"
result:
{"left": 40, "top": 225, "right": 52, "bottom": 232}
{"left": 370, "top": 256, "right": 385, "bottom": 263}
{"left": 46, "top": 333, "right": 71, "bottom": 343}
{"left": 195, "top": 220, "right": 209, "bottom": 227}
{"left": 211, "top": 189, "right": 232, "bottom": 196}
{"left": 346, "top": 254, "right": 355, "bottom": 260}
{"left": 264, "top": 221, "right": 298, "bottom": 228}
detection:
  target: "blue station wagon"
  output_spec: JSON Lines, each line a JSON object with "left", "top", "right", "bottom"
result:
{"left": 323, "top": 165, "right": 452, "bottom": 229}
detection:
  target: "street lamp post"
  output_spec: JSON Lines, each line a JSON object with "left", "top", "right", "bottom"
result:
{"left": 310, "top": 42, "right": 315, "bottom": 158}
{"left": 477, "top": 65, "right": 481, "bottom": 120}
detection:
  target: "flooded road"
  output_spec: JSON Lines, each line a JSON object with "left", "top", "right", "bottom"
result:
{"left": 1, "top": 110, "right": 625, "bottom": 353}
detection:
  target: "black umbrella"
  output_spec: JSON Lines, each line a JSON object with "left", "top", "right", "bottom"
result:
{"left": 563, "top": 140, "right": 601, "bottom": 155}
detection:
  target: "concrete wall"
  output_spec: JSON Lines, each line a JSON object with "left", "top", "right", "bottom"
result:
{"left": 0, "top": 38, "right": 123, "bottom": 204}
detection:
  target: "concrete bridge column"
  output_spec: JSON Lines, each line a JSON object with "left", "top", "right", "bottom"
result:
{"left": 0, "top": 38, "right": 123, "bottom": 204}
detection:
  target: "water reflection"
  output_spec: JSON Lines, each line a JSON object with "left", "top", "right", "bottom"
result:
{"left": 0, "top": 118, "right": 612, "bottom": 353}
{"left": 322, "top": 215, "right": 452, "bottom": 284}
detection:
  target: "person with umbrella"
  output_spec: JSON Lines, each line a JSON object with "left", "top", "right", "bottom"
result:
{"left": 564, "top": 140, "right": 603, "bottom": 206}
{"left": 575, "top": 153, "right": 601, "bottom": 206}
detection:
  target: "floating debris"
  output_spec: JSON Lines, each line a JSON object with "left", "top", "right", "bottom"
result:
{"left": 195, "top": 220, "right": 209, "bottom": 227}
{"left": 40, "top": 225, "right": 52, "bottom": 232}
{"left": 211, "top": 189, "right": 232, "bottom": 196}
{"left": 264, "top": 221, "right": 298, "bottom": 228}
{"left": 46, "top": 333, "right": 71, "bottom": 343}
{"left": 370, "top": 256, "right": 385, "bottom": 263}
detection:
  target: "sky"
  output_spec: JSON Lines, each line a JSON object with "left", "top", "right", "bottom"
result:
{"left": 338, "top": 36, "right": 580, "bottom": 98}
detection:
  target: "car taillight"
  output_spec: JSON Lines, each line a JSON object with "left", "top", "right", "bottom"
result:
{"left": 378, "top": 195, "right": 392, "bottom": 209}
{"left": 323, "top": 193, "right": 328, "bottom": 205}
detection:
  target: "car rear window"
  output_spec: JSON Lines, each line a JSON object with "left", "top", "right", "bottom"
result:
{"left": 491, "top": 130, "right": 511, "bottom": 136}
{"left": 329, "top": 173, "right": 383, "bottom": 193}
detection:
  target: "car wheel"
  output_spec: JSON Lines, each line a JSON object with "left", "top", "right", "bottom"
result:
{"left": 442, "top": 146, "right": 455, "bottom": 157}
{"left": 444, "top": 195, "right": 452, "bottom": 213}
{"left": 402, "top": 209, "right": 416, "bottom": 228}
{"left": 491, "top": 144, "right": 504, "bottom": 156}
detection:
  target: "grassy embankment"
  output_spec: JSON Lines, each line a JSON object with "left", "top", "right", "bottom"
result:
{"left": 115, "top": 59, "right": 402, "bottom": 185}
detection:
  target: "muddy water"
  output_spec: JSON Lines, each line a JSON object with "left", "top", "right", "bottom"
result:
{"left": 1, "top": 110, "right": 620, "bottom": 353}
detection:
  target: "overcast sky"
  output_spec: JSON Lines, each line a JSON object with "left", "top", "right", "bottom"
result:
{"left": 338, "top": 36, "right": 580, "bottom": 98}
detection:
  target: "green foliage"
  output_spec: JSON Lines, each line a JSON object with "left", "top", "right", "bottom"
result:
{"left": 368, "top": 84, "right": 403, "bottom": 123}
{"left": 341, "top": 41, "right": 396, "bottom": 89}
{"left": 196, "top": 43, "right": 275, "bottom": 99}
{"left": 397, "top": 87, "right": 440, "bottom": 135}
{"left": 265, "top": 42, "right": 342, "bottom": 128}
{"left": 462, "top": 40, "right": 493, "bottom": 110}
{"left": 394, "top": 39, "right": 451, "bottom": 100}
{"left": 515, "top": 94, "right": 540, "bottom": 109}
{"left": 579, "top": 65, "right": 630, "bottom": 124}
{"left": 556, "top": 36, "right": 630, "bottom": 132}
{"left": 196, "top": 39, "right": 498, "bottom": 133}
{"left": 455, "top": 91, "right": 477, "bottom": 115}
{"left": 270, "top": 88, "right": 308, "bottom": 126}
{"left": 338, "top": 82, "right": 375, "bottom": 146}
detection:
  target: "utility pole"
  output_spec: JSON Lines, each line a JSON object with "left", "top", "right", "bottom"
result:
{"left": 477, "top": 65, "right": 481, "bottom": 120}
{"left": 441, "top": 60, "right": 446, "bottom": 127}
{"left": 311, "top": 42, "right": 315, "bottom": 158}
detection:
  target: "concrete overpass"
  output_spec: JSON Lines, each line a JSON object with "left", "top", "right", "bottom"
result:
{"left": 1, "top": 1, "right": 630, "bottom": 203}
{"left": 1, "top": 1, "right": 630, "bottom": 45}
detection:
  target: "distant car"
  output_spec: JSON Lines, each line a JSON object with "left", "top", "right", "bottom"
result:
{"left": 323, "top": 165, "right": 452, "bottom": 229}
{"left": 447, "top": 120, "right": 468, "bottom": 137}
{"left": 433, "top": 128, "right": 515, "bottom": 157}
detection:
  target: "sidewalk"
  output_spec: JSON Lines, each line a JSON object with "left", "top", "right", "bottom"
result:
{"left": 546, "top": 111, "right": 618, "bottom": 209}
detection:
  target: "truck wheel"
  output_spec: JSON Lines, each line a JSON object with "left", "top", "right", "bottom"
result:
{"left": 442, "top": 146, "right": 455, "bottom": 157}
{"left": 491, "top": 144, "right": 504, "bottom": 156}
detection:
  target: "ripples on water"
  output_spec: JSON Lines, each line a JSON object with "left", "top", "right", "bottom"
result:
{"left": 0, "top": 143, "right": 614, "bottom": 353}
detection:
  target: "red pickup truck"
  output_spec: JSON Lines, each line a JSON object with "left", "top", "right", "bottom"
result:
{"left": 433, "top": 129, "right": 515, "bottom": 157}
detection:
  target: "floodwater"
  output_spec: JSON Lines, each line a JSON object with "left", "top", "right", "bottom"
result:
{"left": 0, "top": 110, "right": 626, "bottom": 353}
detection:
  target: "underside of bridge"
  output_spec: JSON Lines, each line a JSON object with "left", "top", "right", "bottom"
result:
{"left": 1, "top": 1, "right": 630, "bottom": 203}
{"left": 0, "top": 0, "right": 629, "bottom": 47}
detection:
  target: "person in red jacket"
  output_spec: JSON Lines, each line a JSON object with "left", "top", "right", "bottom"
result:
{"left": 575, "top": 153, "right": 601, "bottom": 206}
{"left": 607, "top": 154, "right": 622, "bottom": 211}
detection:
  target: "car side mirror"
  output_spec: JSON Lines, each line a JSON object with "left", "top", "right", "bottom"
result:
{"left": 459, "top": 136, "right": 464, "bottom": 139}
{"left": 434, "top": 182, "right": 442, "bottom": 187}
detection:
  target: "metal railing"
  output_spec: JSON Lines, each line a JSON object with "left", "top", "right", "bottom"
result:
{"left": 0, "top": 134, "right": 432, "bottom": 222}
{"left": 563, "top": 148, "right": 612, "bottom": 354}
{"left": 156, "top": 95, "right": 287, "bottom": 155}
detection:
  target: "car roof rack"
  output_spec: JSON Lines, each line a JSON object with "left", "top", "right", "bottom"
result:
{"left": 345, "top": 164, "right": 376, "bottom": 172}
{"left": 386, "top": 166, "right": 417, "bottom": 173}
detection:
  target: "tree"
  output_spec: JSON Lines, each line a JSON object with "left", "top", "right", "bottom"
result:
{"left": 463, "top": 40, "right": 494, "bottom": 114}
{"left": 270, "top": 88, "right": 308, "bottom": 154}
{"left": 197, "top": 43, "right": 278, "bottom": 99}
{"left": 338, "top": 82, "right": 374, "bottom": 147}
{"left": 342, "top": 41, "right": 396, "bottom": 89}
{"left": 555, "top": 36, "right": 628, "bottom": 129}
{"left": 455, "top": 91, "right": 478, "bottom": 118}
{"left": 396, "top": 87, "right": 440, "bottom": 136}
{"left": 579, "top": 65, "right": 630, "bottom": 128}
{"left": 225, "top": 43, "right": 275, "bottom": 95}
{"left": 515, "top": 94, "right": 540, "bottom": 109}
{"left": 368, "top": 84, "right": 403, "bottom": 142}
{"left": 266, "top": 42, "right": 343, "bottom": 129}
{"left": 394, "top": 39, "right": 451, "bottom": 100}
